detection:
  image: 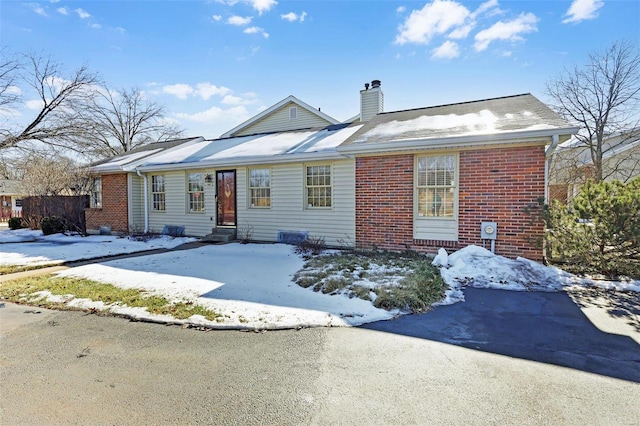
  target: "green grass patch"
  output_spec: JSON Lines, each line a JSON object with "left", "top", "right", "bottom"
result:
{"left": 294, "top": 249, "right": 447, "bottom": 312}
{"left": 0, "top": 264, "right": 61, "bottom": 276}
{"left": 0, "top": 275, "right": 221, "bottom": 320}
{"left": 373, "top": 262, "right": 446, "bottom": 312}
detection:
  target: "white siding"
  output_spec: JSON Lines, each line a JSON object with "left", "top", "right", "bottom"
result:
{"left": 147, "top": 170, "right": 217, "bottom": 236}
{"left": 237, "top": 160, "right": 356, "bottom": 246}
{"left": 234, "top": 102, "right": 333, "bottom": 136}
{"left": 128, "top": 174, "right": 144, "bottom": 232}
{"left": 413, "top": 218, "right": 458, "bottom": 241}
{"left": 135, "top": 160, "right": 355, "bottom": 245}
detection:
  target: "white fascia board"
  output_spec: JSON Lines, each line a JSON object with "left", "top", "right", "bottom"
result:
{"left": 220, "top": 95, "right": 340, "bottom": 138}
{"left": 337, "top": 127, "right": 580, "bottom": 155}
{"left": 137, "top": 151, "right": 349, "bottom": 173}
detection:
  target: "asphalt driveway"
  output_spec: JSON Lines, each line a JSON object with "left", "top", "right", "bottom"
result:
{"left": 363, "top": 287, "right": 640, "bottom": 382}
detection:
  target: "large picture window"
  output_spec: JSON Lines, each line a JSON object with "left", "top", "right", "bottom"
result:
{"left": 188, "top": 173, "right": 205, "bottom": 212}
{"left": 306, "top": 165, "right": 331, "bottom": 208}
{"left": 249, "top": 168, "right": 270, "bottom": 208}
{"left": 90, "top": 177, "right": 102, "bottom": 208}
{"left": 151, "top": 175, "right": 165, "bottom": 212}
{"left": 416, "top": 155, "right": 456, "bottom": 218}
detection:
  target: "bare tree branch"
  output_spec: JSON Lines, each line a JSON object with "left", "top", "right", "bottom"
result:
{"left": 72, "top": 86, "right": 184, "bottom": 159}
{"left": 0, "top": 53, "right": 99, "bottom": 152}
{"left": 546, "top": 40, "right": 640, "bottom": 183}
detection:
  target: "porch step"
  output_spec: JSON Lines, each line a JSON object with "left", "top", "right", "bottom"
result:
{"left": 202, "top": 228, "right": 236, "bottom": 243}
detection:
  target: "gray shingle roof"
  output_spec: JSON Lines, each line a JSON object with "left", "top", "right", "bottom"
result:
{"left": 340, "top": 94, "right": 573, "bottom": 148}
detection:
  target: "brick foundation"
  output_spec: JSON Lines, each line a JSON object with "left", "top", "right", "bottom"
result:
{"left": 85, "top": 173, "right": 129, "bottom": 234}
{"left": 355, "top": 146, "right": 545, "bottom": 260}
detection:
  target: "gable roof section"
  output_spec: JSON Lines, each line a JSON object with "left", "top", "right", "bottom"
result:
{"left": 338, "top": 94, "right": 578, "bottom": 154}
{"left": 91, "top": 137, "right": 205, "bottom": 173}
{"left": 221, "top": 95, "right": 340, "bottom": 138}
{"left": 138, "top": 123, "right": 363, "bottom": 172}
{"left": 0, "top": 179, "right": 25, "bottom": 195}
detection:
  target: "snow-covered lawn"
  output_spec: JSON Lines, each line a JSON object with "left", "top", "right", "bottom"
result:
{"left": 1, "top": 227, "right": 638, "bottom": 330}
{"left": 0, "top": 229, "right": 196, "bottom": 266}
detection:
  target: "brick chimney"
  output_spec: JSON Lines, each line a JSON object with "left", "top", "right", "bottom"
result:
{"left": 360, "top": 80, "right": 384, "bottom": 122}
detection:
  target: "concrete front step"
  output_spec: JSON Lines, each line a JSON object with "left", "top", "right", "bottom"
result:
{"left": 203, "top": 228, "right": 236, "bottom": 243}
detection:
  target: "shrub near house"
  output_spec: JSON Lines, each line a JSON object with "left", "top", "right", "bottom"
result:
{"left": 545, "top": 177, "right": 640, "bottom": 278}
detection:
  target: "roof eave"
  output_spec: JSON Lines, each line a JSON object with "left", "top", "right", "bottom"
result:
{"left": 337, "top": 127, "right": 580, "bottom": 155}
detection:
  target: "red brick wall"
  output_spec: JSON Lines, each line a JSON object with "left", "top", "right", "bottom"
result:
{"left": 355, "top": 145, "right": 546, "bottom": 260}
{"left": 85, "top": 173, "right": 129, "bottom": 233}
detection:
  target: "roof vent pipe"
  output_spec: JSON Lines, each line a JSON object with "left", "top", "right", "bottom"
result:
{"left": 371, "top": 79, "right": 381, "bottom": 88}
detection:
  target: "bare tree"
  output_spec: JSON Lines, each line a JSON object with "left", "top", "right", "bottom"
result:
{"left": 0, "top": 48, "right": 22, "bottom": 109}
{"left": 73, "top": 86, "right": 183, "bottom": 159}
{"left": 546, "top": 41, "right": 640, "bottom": 182}
{"left": 14, "top": 152, "right": 91, "bottom": 196}
{"left": 0, "top": 53, "right": 99, "bottom": 153}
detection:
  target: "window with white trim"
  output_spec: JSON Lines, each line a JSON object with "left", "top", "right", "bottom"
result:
{"left": 416, "top": 155, "right": 456, "bottom": 218}
{"left": 151, "top": 175, "right": 165, "bottom": 212}
{"left": 188, "top": 173, "right": 205, "bottom": 212}
{"left": 305, "top": 164, "right": 331, "bottom": 208}
{"left": 90, "top": 177, "right": 102, "bottom": 208}
{"left": 249, "top": 168, "right": 270, "bottom": 208}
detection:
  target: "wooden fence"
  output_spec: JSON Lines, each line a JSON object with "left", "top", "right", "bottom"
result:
{"left": 21, "top": 195, "right": 89, "bottom": 233}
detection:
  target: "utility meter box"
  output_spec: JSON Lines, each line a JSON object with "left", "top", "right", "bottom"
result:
{"left": 481, "top": 222, "right": 497, "bottom": 240}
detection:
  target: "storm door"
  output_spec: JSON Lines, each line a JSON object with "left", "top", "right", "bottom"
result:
{"left": 216, "top": 170, "right": 236, "bottom": 227}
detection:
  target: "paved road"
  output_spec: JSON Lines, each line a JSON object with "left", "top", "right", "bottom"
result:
{"left": 1, "top": 290, "right": 639, "bottom": 425}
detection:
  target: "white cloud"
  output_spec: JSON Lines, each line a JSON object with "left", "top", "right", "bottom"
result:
{"left": 397, "top": 6, "right": 406, "bottom": 13}
{"left": 431, "top": 40, "right": 460, "bottom": 59}
{"left": 115, "top": 27, "right": 126, "bottom": 34}
{"left": 195, "top": 83, "right": 232, "bottom": 100}
{"left": 75, "top": 8, "right": 91, "bottom": 19}
{"left": 562, "top": 0, "right": 604, "bottom": 24}
{"left": 448, "top": 23, "right": 474, "bottom": 39}
{"left": 281, "top": 11, "right": 306, "bottom": 22}
{"left": 212, "top": 15, "right": 222, "bottom": 22}
{"left": 215, "top": 0, "right": 239, "bottom": 5}
{"left": 25, "top": 99, "right": 44, "bottom": 110}
{"left": 474, "top": 12, "right": 538, "bottom": 51}
{"left": 175, "top": 105, "right": 249, "bottom": 124}
{"left": 471, "top": 0, "right": 500, "bottom": 18}
{"left": 395, "top": 0, "right": 470, "bottom": 45}
{"left": 244, "top": 26, "right": 269, "bottom": 38}
{"left": 26, "top": 3, "right": 47, "bottom": 16}
{"left": 57, "top": 7, "right": 68, "bottom": 15}
{"left": 228, "top": 15, "right": 252, "bottom": 26}
{"left": 250, "top": 0, "right": 277, "bottom": 15}
{"left": 221, "top": 94, "right": 259, "bottom": 105}
{"left": 90, "top": 23, "right": 101, "bottom": 29}
{"left": 162, "top": 84, "right": 194, "bottom": 99}
{"left": 6, "top": 86, "right": 22, "bottom": 95}
{"left": 49, "top": 0, "right": 60, "bottom": 3}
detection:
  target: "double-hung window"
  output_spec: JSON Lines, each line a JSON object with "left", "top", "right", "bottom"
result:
{"left": 90, "top": 177, "right": 102, "bottom": 208}
{"left": 416, "top": 155, "right": 456, "bottom": 218}
{"left": 249, "top": 168, "right": 270, "bottom": 208}
{"left": 151, "top": 175, "right": 165, "bottom": 212}
{"left": 305, "top": 165, "right": 331, "bottom": 208}
{"left": 188, "top": 173, "right": 205, "bottom": 212}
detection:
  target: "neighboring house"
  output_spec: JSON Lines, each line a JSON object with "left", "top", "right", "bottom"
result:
{"left": 86, "top": 81, "right": 577, "bottom": 260}
{"left": 0, "top": 179, "right": 26, "bottom": 221}
{"left": 549, "top": 129, "right": 640, "bottom": 202}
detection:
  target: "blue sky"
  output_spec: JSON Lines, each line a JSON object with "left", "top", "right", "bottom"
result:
{"left": 2, "top": 0, "right": 639, "bottom": 139}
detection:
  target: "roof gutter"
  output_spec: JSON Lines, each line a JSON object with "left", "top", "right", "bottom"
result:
{"left": 135, "top": 169, "right": 149, "bottom": 234}
{"left": 337, "top": 127, "right": 580, "bottom": 155}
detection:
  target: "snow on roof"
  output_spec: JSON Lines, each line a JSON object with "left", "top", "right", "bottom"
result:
{"left": 92, "top": 149, "right": 163, "bottom": 171}
{"left": 341, "top": 94, "right": 573, "bottom": 147}
{"left": 141, "top": 124, "right": 363, "bottom": 167}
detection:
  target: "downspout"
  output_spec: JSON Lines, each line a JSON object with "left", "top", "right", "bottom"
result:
{"left": 544, "top": 134, "right": 560, "bottom": 204}
{"left": 136, "top": 169, "right": 149, "bottom": 234}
